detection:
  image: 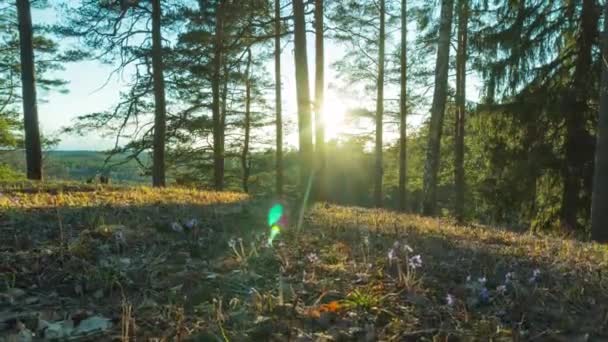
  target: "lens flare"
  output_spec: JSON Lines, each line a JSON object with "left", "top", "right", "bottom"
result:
{"left": 268, "top": 204, "right": 284, "bottom": 226}
{"left": 268, "top": 225, "right": 281, "bottom": 246}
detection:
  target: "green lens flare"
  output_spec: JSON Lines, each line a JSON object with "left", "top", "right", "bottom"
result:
{"left": 268, "top": 204, "right": 284, "bottom": 226}
{"left": 268, "top": 225, "right": 281, "bottom": 246}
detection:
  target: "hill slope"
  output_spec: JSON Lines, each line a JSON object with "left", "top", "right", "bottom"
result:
{"left": 0, "top": 184, "right": 607, "bottom": 340}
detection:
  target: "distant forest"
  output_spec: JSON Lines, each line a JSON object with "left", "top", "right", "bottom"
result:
{"left": 1, "top": 150, "right": 149, "bottom": 183}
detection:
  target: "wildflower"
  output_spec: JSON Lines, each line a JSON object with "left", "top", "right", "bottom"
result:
{"left": 307, "top": 253, "right": 319, "bottom": 264}
{"left": 387, "top": 248, "right": 395, "bottom": 262}
{"left": 479, "top": 287, "right": 490, "bottom": 303}
{"left": 505, "top": 272, "right": 515, "bottom": 283}
{"left": 446, "top": 293, "right": 455, "bottom": 306}
{"left": 409, "top": 255, "right": 422, "bottom": 269}
{"left": 528, "top": 268, "right": 541, "bottom": 283}
{"left": 170, "top": 222, "right": 184, "bottom": 233}
{"left": 362, "top": 236, "right": 369, "bottom": 246}
{"left": 496, "top": 285, "right": 507, "bottom": 295}
{"left": 184, "top": 219, "right": 198, "bottom": 230}
{"left": 228, "top": 238, "right": 236, "bottom": 249}
{"left": 477, "top": 276, "right": 487, "bottom": 285}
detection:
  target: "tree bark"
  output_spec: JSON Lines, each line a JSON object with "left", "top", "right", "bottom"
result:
{"left": 151, "top": 0, "right": 167, "bottom": 187}
{"left": 591, "top": 0, "right": 608, "bottom": 242}
{"left": 212, "top": 1, "right": 225, "bottom": 190}
{"left": 314, "top": 0, "right": 325, "bottom": 201}
{"left": 16, "top": 0, "right": 42, "bottom": 180}
{"left": 454, "top": 0, "right": 468, "bottom": 222}
{"left": 374, "top": 0, "right": 385, "bottom": 208}
{"left": 274, "top": 0, "right": 284, "bottom": 196}
{"left": 422, "top": 0, "right": 454, "bottom": 216}
{"left": 561, "top": 0, "right": 597, "bottom": 230}
{"left": 242, "top": 48, "right": 252, "bottom": 193}
{"left": 292, "top": 0, "right": 313, "bottom": 189}
{"left": 398, "top": 0, "right": 407, "bottom": 211}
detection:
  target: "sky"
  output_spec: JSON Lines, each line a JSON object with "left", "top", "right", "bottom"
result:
{"left": 32, "top": 4, "right": 481, "bottom": 151}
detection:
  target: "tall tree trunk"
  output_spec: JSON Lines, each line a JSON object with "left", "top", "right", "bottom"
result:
{"left": 16, "top": 0, "right": 42, "bottom": 180}
{"left": 220, "top": 64, "right": 228, "bottom": 184}
{"left": 422, "top": 0, "right": 454, "bottom": 216}
{"left": 374, "top": 0, "right": 386, "bottom": 208}
{"left": 151, "top": 0, "right": 167, "bottom": 187}
{"left": 398, "top": 0, "right": 407, "bottom": 211}
{"left": 454, "top": 0, "right": 468, "bottom": 222}
{"left": 561, "top": 0, "right": 597, "bottom": 230}
{"left": 591, "top": 0, "right": 608, "bottom": 242}
{"left": 274, "top": 0, "right": 283, "bottom": 196}
{"left": 314, "top": 0, "right": 325, "bottom": 201}
{"left": 212, "top": 2, "right": 224, "bottom": 190}
{"left": 242, "top": 48, "right": 252, "bottom": 193}
{"left": 292, "top": 0, "right": 313, "bottom": 189}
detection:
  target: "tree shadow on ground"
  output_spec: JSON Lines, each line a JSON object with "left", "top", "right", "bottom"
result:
{"left": 0, "top": 195, "right": 607, "bottom": 340}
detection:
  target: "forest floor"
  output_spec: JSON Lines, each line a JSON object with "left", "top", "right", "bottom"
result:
{"left": 1, "top": 183, "right": 608, "bottom": 341}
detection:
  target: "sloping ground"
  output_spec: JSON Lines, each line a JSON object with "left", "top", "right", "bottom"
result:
{"left": 1, "top": 185, "right": 608, "bottom": 341}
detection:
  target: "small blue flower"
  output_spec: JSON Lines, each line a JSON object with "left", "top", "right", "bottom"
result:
{"left": 479, "top": 287, "right": 490, "bottom": 303}
{"left": 409, "top": 255, "right": 422, "bottom": 269}
{"left": 446, "top": 293, "right": 455, "bottom": 306}
{"left": 528, "top": 268, "right": 541, "bottom": 283}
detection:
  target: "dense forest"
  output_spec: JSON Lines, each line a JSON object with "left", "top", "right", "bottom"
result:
{"left": 1, "top": 0, "right": 608, "bottom": 238}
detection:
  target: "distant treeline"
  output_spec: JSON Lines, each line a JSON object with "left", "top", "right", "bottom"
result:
{"left": 1, "top": 150, "right": 150, "bottom": 184}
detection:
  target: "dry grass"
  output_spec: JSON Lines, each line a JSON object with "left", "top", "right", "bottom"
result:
{"left": 1, "top": 183, "right": 607, "bottom": 340}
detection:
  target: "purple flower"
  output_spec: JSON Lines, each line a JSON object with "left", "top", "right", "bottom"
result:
{"left": 387, "top": 248, "right": 396, "bottom": 262}
{"left": 446, "top": 294, "right": 455, "bottom": 306}
{"left": 171, "top": 222, "right": 184, "bottom": 233}
{"left": 479, "top": 287, "right": 490, "bottom": 302}
{"left": 409, "top": 255, "right": 422, "bottom": 269}
{"left": 184, "top": 219, "right": 198, "bottom": 229}
{"left": 496, "top": 285, "right": 507, "bottom": 295}
{"left": 528, "top": 268, "right": 541, "bottom": 283}
{"left": 505, "top": 272, "right": 515, "bottom": 283}
{"left": 307, "top": 253, "right": 319, "bottom": 264}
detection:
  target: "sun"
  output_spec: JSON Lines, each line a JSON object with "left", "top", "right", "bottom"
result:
{"left": 320, "top": 97, "right": 346, "bottom": 141}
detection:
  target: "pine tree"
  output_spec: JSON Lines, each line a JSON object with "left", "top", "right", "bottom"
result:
{"left": 374, "top": 0, "right": 386, "bottom": 208}
{"left": 398, "top": 0, "right": 408, "bottom": 211}
{"left": 241, "top": 47, "right": 252, "bottom": 192}
{"left": 151, "top": 0, "right": 167, "bottom": 187}
{"left": 591, "top": 0, "right": 608, "bottom": 242}
{"left": 454, "top": 0, "right": 468, "bottom": 222}
{"left": 314, "top": 0, "right": 326, "bottom": 200}
{"left": 422, "top": 0, "right": 454, "bottom": 216}
{"left": 16, "top": 0, "right": 42, "bottom": 180}
{"left": 293, "top": 0, "right": 313, "bottom": 188}
{"left": 274, "top": 0, "right": 284, "bottom": 196}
